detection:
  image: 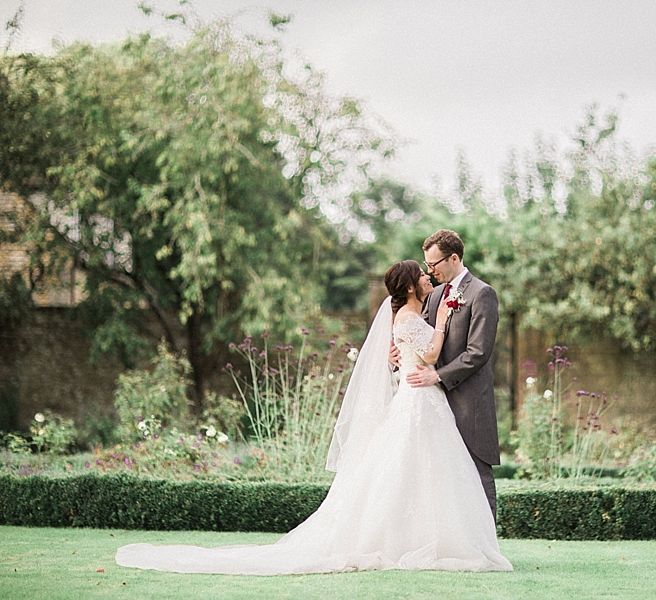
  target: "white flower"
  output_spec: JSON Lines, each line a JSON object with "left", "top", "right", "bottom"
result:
{"left": 137, "top": 420, "right": 147, "bottom": 431}
{"left": 205, "top": 425, "right": 217, "bottom": 438}
{"left": 543, "top": 390, "right": 553, "bottom": 400}
{"left": 525, "top": 377, "right": 537, "bottom": 388}
{"left": 217, "top": 433, "right": 229, "bottom": 444}
{"left": 34, "top": 412, "right": 45, "bottom": 423}
{"left": 347, "top": 347, "right": 359, "bottom": 362}
{"left": 328, "top": 373, "right": 334, "bottom": 380}
{"left": 37, "top": 428, "right": 45, "bottom": 436}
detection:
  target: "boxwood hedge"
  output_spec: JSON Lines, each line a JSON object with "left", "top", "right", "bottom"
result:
{"left": 0, "top": 473, "right": 653, "bottom": 539}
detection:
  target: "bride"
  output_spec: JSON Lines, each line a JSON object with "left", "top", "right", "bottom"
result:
{"left": 116, "top": 260, "right": 512, "bottom": 574}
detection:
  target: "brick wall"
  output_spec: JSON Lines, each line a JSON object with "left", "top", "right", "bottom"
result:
{"left": 0, "top": 192, "right": 86, "bottom": 307}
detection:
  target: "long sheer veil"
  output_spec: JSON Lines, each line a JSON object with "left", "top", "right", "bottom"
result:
{"left": 325, "top": 296, "right": 394, "bottom": 472}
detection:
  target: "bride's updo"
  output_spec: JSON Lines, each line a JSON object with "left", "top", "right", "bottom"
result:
{"left": 384, "top": 260, "right": 424, "bottom": 315}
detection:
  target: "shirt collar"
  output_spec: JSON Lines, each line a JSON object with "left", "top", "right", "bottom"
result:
{"left": 449, "top": 266, "right": 469, "bottom": 290}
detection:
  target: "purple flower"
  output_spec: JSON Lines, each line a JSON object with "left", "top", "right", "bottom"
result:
{"left": 85, "top": 461, "right": 91, "bottom": 468}
{"left": 576, "top": 390, "right": 590, "bottom": 397}
{"left": 124, "top": 457, "right": 131, "bottom": 465}
{"left": 233, "top": 457, "right": 242, "bottom": 465}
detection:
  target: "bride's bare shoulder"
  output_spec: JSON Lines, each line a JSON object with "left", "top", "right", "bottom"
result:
{"left": 393, "top": 307, "right": 423, "bottom": 326}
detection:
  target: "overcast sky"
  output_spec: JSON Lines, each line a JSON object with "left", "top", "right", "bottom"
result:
{"left": 3, "top": 0, "right": 656, "bottom": 195}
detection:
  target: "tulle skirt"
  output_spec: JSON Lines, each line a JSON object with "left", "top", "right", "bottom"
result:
{"left": 116, "top": 381, "right": 512, "bottom": 574}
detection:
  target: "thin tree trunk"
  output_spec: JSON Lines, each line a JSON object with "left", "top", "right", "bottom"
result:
{"left": 187, "top": 309, "right": 205, "bottom": 416}
{"left": 509, "top": 311, "right": 518, "bottom": 428}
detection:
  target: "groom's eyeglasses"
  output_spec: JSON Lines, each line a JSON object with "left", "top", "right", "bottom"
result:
{"left": 423, "top": 255, "right": 451, "bottom": 271}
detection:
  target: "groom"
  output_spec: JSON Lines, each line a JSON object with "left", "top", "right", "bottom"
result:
{"left": 393, "top": 229, "right": 501, "bottom": 520}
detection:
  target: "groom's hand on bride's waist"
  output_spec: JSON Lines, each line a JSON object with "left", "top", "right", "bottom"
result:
{"left": 406, "top": 365, "right": 439, "bottom": 387}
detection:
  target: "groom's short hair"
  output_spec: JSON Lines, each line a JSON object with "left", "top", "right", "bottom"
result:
{"left": 422, "top": 229, "right": 464, "bottom": 259}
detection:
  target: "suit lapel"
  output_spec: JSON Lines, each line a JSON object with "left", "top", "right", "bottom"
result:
{"left": 457, "top": 271, "right": 473, "bottom": 295}
{"left": 444, "top": 272, "right": 473, "bottom": 338}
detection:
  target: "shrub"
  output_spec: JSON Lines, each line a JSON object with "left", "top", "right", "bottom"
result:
{"left": 2, "top": 411, "right": 77, "bottom": 455}
{"left": 200, "top": 391, "right": 245, "bottom": 443}
{"left": 29, "top": 411, "right": 77, "bottom": 454}
{"left": 113, "top": 341, "right": 193, "bottom": 443}
{"left": 516, "top": 346, "right": 618, "bottom": 480}
{"left": 0, "top": 473, "right": 654, "bottom": 539}
{"left": 3, "top": 433, "right": 31, "bottom": 454}
{"left": 224, "top": 333, "right": 355, "bottom": 481}
{"left": 623, "top": 445, "right": 656, "bottom": 482}
{"left": 516, "top": 383, "right": 554, "bottom": 478}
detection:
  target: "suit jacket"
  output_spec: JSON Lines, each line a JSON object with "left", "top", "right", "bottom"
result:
{"left": 423, "top": 271, "right": 501, "bottom": 465}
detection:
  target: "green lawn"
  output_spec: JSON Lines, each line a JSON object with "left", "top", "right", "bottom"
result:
{"left": 1, "top": 526, "right": 654, "bottom": 599}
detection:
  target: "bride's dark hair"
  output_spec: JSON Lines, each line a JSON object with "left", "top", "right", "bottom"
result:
{"left": 384, "top": 260, "right": 424, "bottom": 315}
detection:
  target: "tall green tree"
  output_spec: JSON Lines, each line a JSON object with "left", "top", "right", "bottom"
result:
{"left": 509, "top": 109, "right": 656, "bottom": 351}
{"left": 0, "top": 22, "right": 393, "bottom": 407}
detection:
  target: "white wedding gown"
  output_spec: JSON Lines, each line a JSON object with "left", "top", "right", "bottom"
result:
{"left": 115, "top": 312, "right": 512, "bottom": 574}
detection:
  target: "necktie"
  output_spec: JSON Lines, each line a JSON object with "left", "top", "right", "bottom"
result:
{"left": 442, "top": 283, "right": 452, "bottom": 300}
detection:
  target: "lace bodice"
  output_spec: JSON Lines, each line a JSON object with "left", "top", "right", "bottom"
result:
{"left": 393, "top": 313, "right": 435, "bottom": 374}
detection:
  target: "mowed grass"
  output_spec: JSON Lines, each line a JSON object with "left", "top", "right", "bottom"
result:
{"left": 1, "top": 526, "right": 655, "bottom": 599}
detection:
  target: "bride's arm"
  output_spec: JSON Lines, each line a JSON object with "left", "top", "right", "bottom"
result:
{"left": 420, "top": 301, "right": 449, "bottom": 364}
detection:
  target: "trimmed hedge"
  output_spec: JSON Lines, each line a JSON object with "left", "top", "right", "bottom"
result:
{"left": 0, "top": 473, "right": 327, "bottom": 533}
{"left": 497, "top": 486, "right": 656, "bottom": 540}
{"left": 492, "top": 464, "right": 623, "bottom": 480}
{"left": 0, "top": 473, "right": 654, "bottom": 539}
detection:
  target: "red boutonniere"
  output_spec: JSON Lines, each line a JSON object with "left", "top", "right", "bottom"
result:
{"left": 445, "top": 289, "right": 466, "bottom": 316}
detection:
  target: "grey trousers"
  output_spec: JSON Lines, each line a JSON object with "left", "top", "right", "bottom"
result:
{"left": 468, "top": 450, "right": 497, "bottom": 523}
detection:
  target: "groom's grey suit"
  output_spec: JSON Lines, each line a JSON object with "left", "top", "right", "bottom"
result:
{"left": 423, "top": 271, "right": 500, "bottom": 518}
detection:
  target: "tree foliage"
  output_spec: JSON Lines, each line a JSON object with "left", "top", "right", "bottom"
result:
{"left": 400, "top": 107, "right": 656, "bottom": 352}
{"left": 0, "top": 21, "right": 394, "bottom": 404}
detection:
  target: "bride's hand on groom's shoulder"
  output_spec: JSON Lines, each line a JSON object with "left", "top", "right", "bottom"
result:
{"left": 406, "top": 365, "right": 439, "bottom": 387}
